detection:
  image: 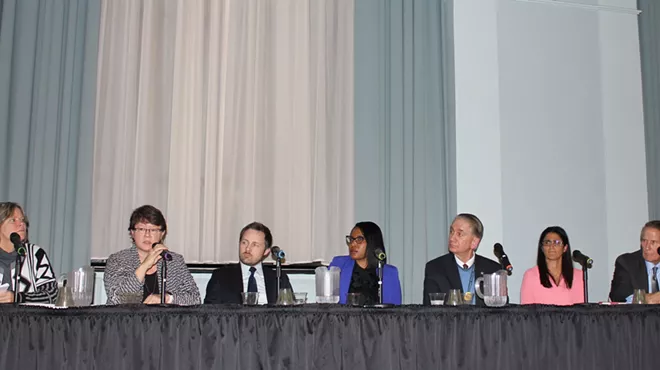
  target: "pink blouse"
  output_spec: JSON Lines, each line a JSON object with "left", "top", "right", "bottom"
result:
{"left": 520, "top": 266, "right": 584, "bottom": 305}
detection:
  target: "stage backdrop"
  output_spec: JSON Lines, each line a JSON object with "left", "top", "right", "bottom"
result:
{"left": 0, "top": 0, "right": 100, "bottom": 276}
{"left": 90, "top": 0, "right": 355, "bottom": 264}
{"left": 1, "top": 0, "right": 655, "bottom": 305}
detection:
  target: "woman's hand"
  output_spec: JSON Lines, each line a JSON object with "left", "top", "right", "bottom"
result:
{"left": 135, "top": 244, "right": 169, "bottom": 282}
{"left": 140, "top": 244, "right": 168, "bottom": 270}
{"left": 143, "top": 293, "right": 173, "bottom": 305}
{"left": 0, "top": 290, "right": 15, "bottom": 303}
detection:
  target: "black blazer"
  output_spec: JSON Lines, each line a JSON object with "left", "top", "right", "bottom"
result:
{"left": 422, "top": 252, "right": 503, "bottom": 306}
{"left": 609, "top": 249, "right": 648, "bottom": 302}
{"left": 204, "top": 263, "right": 293, "bottom": 304}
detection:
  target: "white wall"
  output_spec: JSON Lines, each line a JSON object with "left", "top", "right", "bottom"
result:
{"left": 453, "top": 0, "right": 647, "bottom": 303}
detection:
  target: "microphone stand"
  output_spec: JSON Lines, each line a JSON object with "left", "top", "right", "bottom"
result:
{"left": 363, "top": 259, "right": 393, "bottom": 308}
{"left": 276, "top": 256, "right": 282, "bottom": 295}
{"left": 582, "top": 266, "right": 589, "bottom": 304}
{"left": 13, "top": 254, "right": 22, "bottom": 303}
{"left": 160, "top": 258, "right": 167, "bottom": 305}
{"left": 378, "top": 259, "right": 384, "bottom": 304}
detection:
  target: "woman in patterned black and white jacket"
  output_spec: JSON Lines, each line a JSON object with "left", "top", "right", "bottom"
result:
{"left": 104, "top": 205, "right": 200, "bottom": 305}
{"left": 0, "top": 202, "right": 58, "bottom": 304}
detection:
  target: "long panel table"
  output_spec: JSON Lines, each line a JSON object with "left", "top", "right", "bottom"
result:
{"left": 1, "top": 304, "right": 658, "bottom": 369}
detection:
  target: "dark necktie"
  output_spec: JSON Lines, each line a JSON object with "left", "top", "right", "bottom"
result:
{"left": 652, "top": 267, "right": 659, "bottom": 293}
{"left": 247, "top": 266, "right": 258, "bottom": 293}
{"left": 463, "top": 264, "right": 469, "bottom": 270}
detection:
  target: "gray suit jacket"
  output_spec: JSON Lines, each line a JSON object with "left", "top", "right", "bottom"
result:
{"left": 104, "top": 246, "right": 200, "bottom": 305}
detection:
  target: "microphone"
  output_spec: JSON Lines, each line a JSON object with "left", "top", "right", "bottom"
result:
{"left": 657, "top": 246, "right": 660, "bottom": 256}
{"left": 374, "top": 248, "right": 386, "bottom": 261}
{"left": 271, "top": 246, "right": 286, "bottom": 259}
{"left": 10, "top": 233, "right": 26, "bottom": 256}
{"left": 152, "top": 242, "right": 172, "bottom": 261}
{"left": 493, "top": 243, "right": 513, "bottom": 276}
{"left": 572, "top": 250, "right": 593, "bottom": 269}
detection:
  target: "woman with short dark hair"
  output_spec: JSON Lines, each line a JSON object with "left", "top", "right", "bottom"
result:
{"left": 104, "top": 205, "right": 200, "bottom": 305}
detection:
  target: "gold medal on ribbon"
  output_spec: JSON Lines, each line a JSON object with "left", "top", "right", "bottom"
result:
{"left": 463, "top": 292, "right": 473, "bottom": 302}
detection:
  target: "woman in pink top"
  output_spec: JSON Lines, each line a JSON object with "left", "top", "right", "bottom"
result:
{"left": 521, "top": 226, "right": 584, "bottom": 305}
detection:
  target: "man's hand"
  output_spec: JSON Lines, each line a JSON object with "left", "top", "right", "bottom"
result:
{"left": 645, "top": 292, "right": 660, "bottom": 304}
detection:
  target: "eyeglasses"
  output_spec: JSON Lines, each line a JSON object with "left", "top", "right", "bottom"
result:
{"left": 542, "top": 240, "right": 563, "bottom": 247}
{"left": 133, "top": 227, "right": 163, "bottom": 235}
{"left": 345, "top": 235, "right": 365, "bottom": 245}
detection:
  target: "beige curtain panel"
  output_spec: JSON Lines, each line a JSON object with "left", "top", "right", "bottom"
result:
{"left": 91, "top": 0, "right": 355, "bottom": 263}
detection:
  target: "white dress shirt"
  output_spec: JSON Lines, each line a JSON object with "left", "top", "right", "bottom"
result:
{"left": 241, "top": 262, "right": 268, "bottom": 305}
{"left": 455, "top": 253, "right": 476, "bottom": 269}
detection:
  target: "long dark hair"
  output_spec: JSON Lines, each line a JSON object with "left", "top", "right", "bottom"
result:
{"left": 354, "top": 221, "right": 386, "bottom": 268}
{"left": 537, "top": 226, "right": 574, "bottom": 289}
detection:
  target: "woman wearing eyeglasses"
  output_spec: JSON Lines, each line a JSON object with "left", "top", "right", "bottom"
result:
{"left": 520, "top": 226, "right": 584, "bottom": 305}
{"left": 0, "top": 202, "right": 58, "bottom": 304}
{"left": 329, "top": 221, "right": 402, "bottom": 305}
{"left": 104, "top": 205, "right": 200, "bottom": 305}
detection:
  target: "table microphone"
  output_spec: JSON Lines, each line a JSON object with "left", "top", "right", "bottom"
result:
{"left": 572, "top": 250, "right": 593, "bottom": 269}
{"left": 371, "top": 248, "right": 391, "bottom": 307}
{"left": 152, "top": 243, "right": 172, "bottom": 261}
{"left": 10, "top": 233, "right": 26, "bottom": 256}
{"left": 374, "top": 248, "right": 387, "bottom": 261}
{"left": 271, "top": 246, "right": 286, "bottom": 259}
{"left": 493, "top": 243, "right": 512, "bottom": 275}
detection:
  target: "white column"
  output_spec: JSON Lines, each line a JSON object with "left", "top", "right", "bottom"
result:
{"left": 451, "top": 0, "right": 647, "bottom": 302}
{"left": 452, "top": 0, "right": 504, "bottom": 258}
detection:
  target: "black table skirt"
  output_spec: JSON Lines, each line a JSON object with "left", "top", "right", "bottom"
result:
{"left": 1, "top": 304, "right": 658, "bottom": 370}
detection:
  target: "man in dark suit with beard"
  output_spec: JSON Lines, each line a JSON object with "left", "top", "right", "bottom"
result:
{"left": 204, "top": 222, "right": 292, "bottom": 304}
{"left": 609, "top": 220, "right": 660, "bottom": 304}
{"left": 423, "top": 213, "right": 502, "bottom": 306}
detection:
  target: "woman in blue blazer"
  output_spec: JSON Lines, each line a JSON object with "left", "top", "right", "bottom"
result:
{"left": 329, "top": 221, "right": 402, "bottom": 305}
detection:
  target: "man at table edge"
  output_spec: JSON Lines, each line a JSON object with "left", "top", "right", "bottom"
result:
{"left": 609, "top": 220, "right": 660, "bottom": 304}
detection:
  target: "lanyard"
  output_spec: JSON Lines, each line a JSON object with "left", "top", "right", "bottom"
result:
{"left": 466, "top": 268, "right": 475, "bottom": 293}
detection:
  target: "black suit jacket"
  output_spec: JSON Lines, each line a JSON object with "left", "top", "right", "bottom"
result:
{"left": 422, "top": 252, "right": 503, "bottom": 306}
{"left": 204, "top": 263, "right": 293, "bottom": 304}
{"left": 609, "top": 249, "right": 648, "bottom": 302}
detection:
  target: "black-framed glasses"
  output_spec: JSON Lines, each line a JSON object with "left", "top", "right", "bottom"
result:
{"left": 133, "top": 227, "right": 163, "bottom": 235}
{"left": 345, "top": 235, "right": 365, "bottom": 245}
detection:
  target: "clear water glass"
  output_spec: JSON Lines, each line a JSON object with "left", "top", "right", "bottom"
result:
{"left": 632, "top": 289, "right": 646, "bottom": 304}
{"left": 446, "top": 289, "right": 463, "bottom": 306}
{"left": 428, "top": 293, "right": 446, "bottom": 306}
{"left": 242, "top": 292, "right": 259, "bottom": 305}
{"left": 346, "top": 293, "right": 362, "bottom": 306}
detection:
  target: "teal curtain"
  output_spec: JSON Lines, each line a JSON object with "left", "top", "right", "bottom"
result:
{"left": 639, "top": 0, "right": 660, "bottom": 219}
{"left": 354, "top": 0, "right": 455, "bottom": 303}
{"left": 0, "top": 0, "right": 100, "bottom": 275}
